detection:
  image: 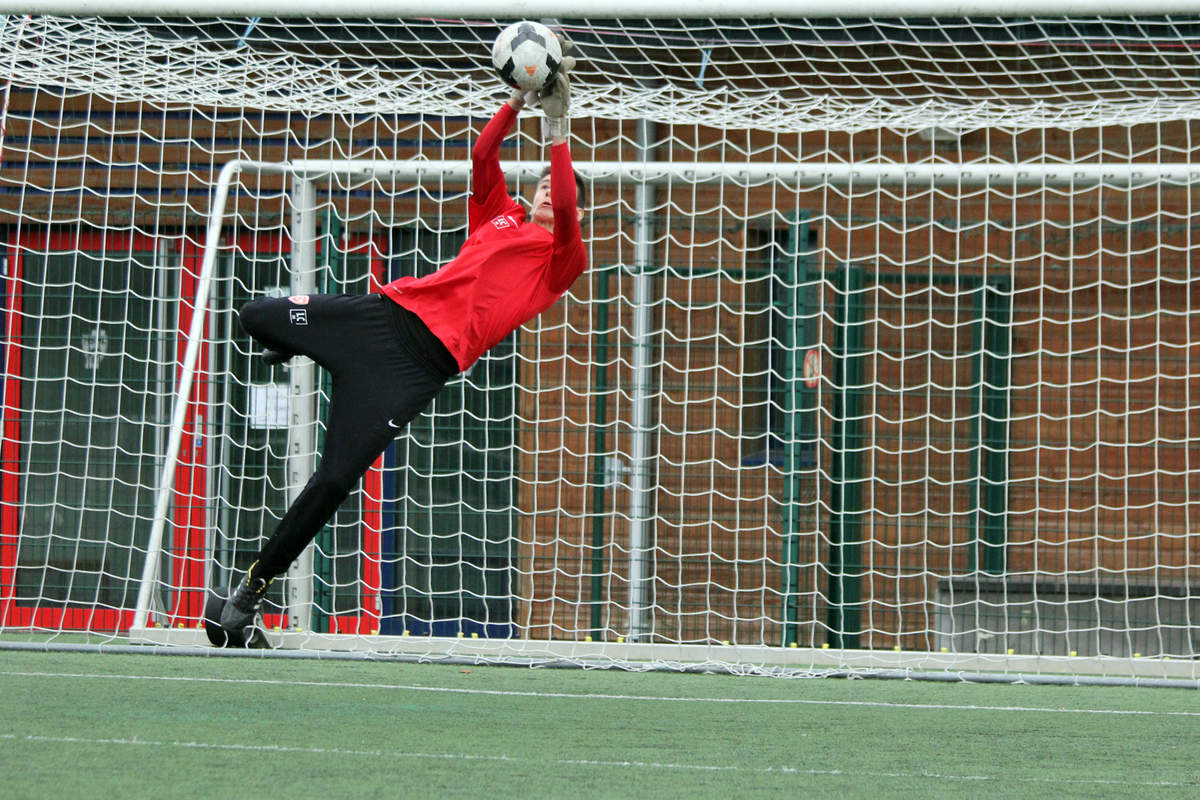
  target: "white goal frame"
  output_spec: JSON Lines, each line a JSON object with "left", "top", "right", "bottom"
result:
{"left": 129, "top": 154, "right": 1200, "bottom": 683}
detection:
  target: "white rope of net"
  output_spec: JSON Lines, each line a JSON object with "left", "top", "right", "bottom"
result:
{"left": 6, "top": 15, "right": 1200, "bottom": 131}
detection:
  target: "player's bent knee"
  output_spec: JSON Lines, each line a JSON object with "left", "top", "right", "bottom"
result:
{"left": 237, "top": 298, "right": 277, "bottom": 337}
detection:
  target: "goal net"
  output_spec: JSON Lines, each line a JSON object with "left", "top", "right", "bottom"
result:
{"left": 1, "top": 9, "right": 1198, "bottom": 682}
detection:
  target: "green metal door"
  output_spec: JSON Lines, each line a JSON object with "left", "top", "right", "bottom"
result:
{"left": 12, "top": 240, "right": 165, "bottom": 624}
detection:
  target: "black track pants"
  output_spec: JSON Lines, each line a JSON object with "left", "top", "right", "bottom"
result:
{"left": 237, "top": 293, "right": 450, "bottom": 581}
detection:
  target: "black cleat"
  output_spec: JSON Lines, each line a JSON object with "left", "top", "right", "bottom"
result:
{"left": 203, "top": 589, "right": 231, "bottom": 647}
{"left": 262, "top": 348, "right": 293, "bottom": 366}
{"left": 203, "top": 564, "right": 274, "bottom": 649}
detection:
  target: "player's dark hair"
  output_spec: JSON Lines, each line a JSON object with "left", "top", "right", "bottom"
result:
{"left": 539, "top": 165, "right": 587, "bottom": 211}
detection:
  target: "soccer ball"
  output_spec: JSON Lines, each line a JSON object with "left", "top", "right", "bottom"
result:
{"left": 491, "top": 21, "right": 562, "bottom": 93}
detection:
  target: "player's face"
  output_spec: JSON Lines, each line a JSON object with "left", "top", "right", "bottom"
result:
{"left": 531, "top": 175, "right": 555, "bottom": 230}
{"left": 531, "top": 174, "right": 585, "bottom": 232}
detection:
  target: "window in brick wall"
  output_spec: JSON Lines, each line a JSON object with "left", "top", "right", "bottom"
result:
{"left": 741, "top": 222, "right": 819, "bottom": 469}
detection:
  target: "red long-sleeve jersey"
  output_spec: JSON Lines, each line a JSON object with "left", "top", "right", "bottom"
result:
{"left": 381, "top": 102, "right": 587, "bottom": 372}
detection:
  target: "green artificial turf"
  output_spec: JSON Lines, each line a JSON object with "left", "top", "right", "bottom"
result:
{"left": 0, "top": 649, "right": 1196, "bottom": 799}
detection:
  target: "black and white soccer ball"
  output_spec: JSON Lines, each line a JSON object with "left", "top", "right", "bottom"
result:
{"left": 491, "top": 21, "right": 562, "bottom": 93}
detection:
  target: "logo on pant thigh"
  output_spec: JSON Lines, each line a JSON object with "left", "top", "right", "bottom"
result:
{"left": 289, "top": 308, "right": 308, "bottom": 325}
{"left": 288, "top": 295, "right": 310, "bottom": 305}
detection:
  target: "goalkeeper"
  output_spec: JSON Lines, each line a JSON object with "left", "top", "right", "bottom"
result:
{"left": 205, "top": 46, "right": 586, "bottom": 647}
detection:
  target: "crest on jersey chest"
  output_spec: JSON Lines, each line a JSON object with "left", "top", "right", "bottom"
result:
{"left": 490, "top": 214, "right": 520, "bottom": 230}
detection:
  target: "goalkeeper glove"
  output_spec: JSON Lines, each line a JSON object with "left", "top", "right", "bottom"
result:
{"left": 509, "top": 86, "right": 537, "bottom": 109}
{"left": 539, "top": 71, "right": 572, "bottom": 140}
{"left": 555, "top": 31, "right": 578, "bottom": 76}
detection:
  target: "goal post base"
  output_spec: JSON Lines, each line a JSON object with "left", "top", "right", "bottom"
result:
{"left": 119, "top": 627, "right": 1200, "bottom": 685}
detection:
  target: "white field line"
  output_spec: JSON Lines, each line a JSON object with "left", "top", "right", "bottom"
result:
{"left": 0, "top": 732, "right": 1191, "bottom": 788}
{"left": 1, "top": 668, "right": 1199, "bottom": 717}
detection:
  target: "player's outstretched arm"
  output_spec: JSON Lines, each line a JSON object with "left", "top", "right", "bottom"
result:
{"left": 472, "top": 103, "right": 516, "bottom": 189}
{"left": 546, "top": 139, "right": 586, "bottom": 293}
{"left": 542, "top": 47, "right": 586, "bottom": 292}
{"left": 470, "top": 93, "right": 523, "bottom": 228}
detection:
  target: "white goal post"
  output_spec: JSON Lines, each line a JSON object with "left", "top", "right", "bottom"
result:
{"left": 1, "top": 5, "right": 1199, "bottom": 685}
